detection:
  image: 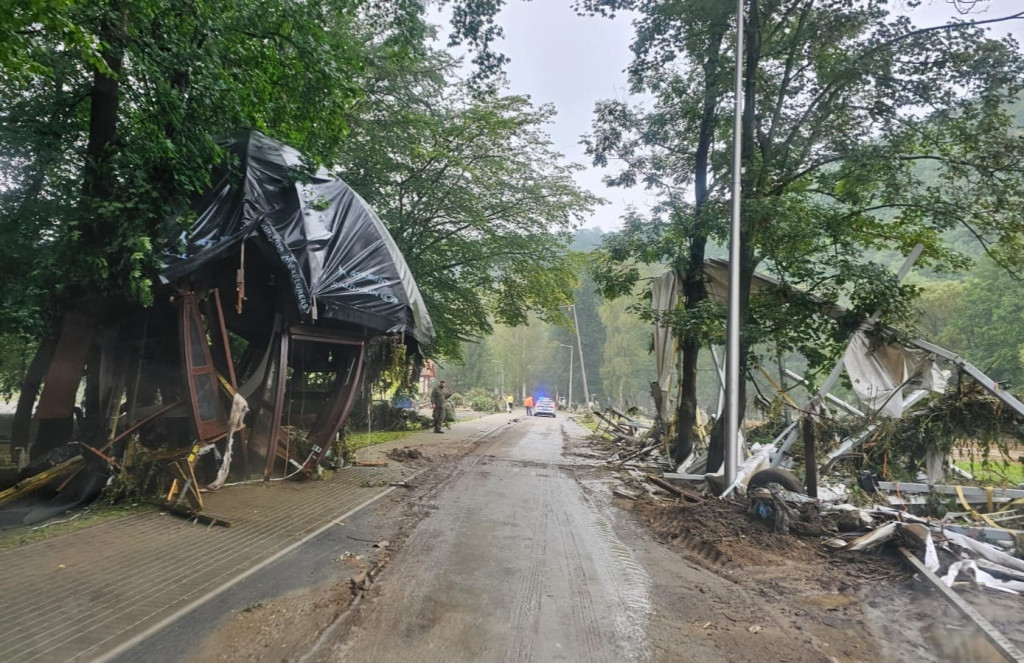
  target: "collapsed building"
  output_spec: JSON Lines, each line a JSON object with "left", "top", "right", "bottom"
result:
{"left": 1, "top": 130, "right": 433, "bottom": 523}
{"left": 596, "top": 251, "right": 1024, "bottom": 660}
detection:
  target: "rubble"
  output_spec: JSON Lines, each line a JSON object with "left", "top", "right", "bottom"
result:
{"left": 595, "top": 253, "right": 1024, "bottom": 660}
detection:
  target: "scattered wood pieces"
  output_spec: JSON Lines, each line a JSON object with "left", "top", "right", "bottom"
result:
{"left": 647, "top": 475, "right": 705, "bottom": 503}
{"left": 613, "top": 487, "right": 640, "bottom": 500}
{"left": 353, "top": 461, "right": 389, "bottom": 467}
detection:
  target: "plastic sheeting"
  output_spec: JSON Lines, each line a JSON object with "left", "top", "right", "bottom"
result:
{"left": 843, "top": 330, "right": 948, "bottom": 418}
{"left": 161, "top": 131, "right": 434, "bottom": 344}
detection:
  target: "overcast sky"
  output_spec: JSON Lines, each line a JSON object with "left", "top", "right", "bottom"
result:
{"left": 431, "top": 1, "right": 1024, "bottom": 232}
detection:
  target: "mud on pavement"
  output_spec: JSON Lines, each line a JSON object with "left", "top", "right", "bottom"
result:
{"left": 193, "top": 413, "right": 1019, "bottom": 662}
{"left": 189, "top": 415, "right": 514, "bottom": 662}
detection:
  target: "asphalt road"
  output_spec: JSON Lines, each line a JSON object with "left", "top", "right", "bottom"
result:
{"left": 307, "top": 415, "right": 653, "bottom": 663}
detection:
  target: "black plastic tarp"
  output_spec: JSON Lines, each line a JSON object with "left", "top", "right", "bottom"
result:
{"left": 161, "top": 131, "right": 434, "bottom": 344}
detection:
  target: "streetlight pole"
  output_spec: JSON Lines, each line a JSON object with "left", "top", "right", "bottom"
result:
{"left": 559, "top": 343, "right": 573, "bottom": 410}
{"left": 492, "top": 360, "right": 504, "bottom": 398}
{"left": 568, "top": 304, "right": 591, "bottom": 407}
{"left": 724, "top": 0, "right": 745, "bottom": 490}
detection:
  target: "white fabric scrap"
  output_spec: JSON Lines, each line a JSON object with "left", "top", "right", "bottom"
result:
{"left": 843, "top": 330, "right": 949, "bottom": 419}
{"left": 901, "top": 523, "right": 941, "bottom": 572}
{"left": 942, "top": 560, "right": 1024, "bottom": 595}
{"left": 944, "top": 530, "right": 1024, "bottom": 575}
{"left": 726, "top": 434, "right": 767, "bottom": 498}
{"left": 208, "top": 393, "right": 250, "bottom": 491}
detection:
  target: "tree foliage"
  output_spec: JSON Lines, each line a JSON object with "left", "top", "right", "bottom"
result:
{"left": 580, "top": 0, "right": 1024, "bottom": 463}
{"left": 337, "top": 53, "right": 599, "bottom": 356}
{"left": 0, "top": 0, "right": 596, "bottom": 370}
{"left": 918, "top": 260, "right": 1024, "bottom": 389}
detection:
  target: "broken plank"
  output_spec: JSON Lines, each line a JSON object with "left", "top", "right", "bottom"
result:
{"left": 897, "top": 545, "right": 1024, "bottom": 663}
{"left": 663, "top": 472, "right": 709, "bottom": 482}
{"left": 648, "top": 475, "right": 705, "bottom": 503}
{"left": 0, "top": 456, "right": 86, "bottom": 507}
{"left": 353, "top": 461, "right": 389, "bottom": 467}
{"left": 613, "top": 487, "right": 640, "bottom": 500}
{"left": 611, "top": 443, "right": 657, "bottom": 465}
{"left": 162, "top": 505, "right": 232, "bottom": 527}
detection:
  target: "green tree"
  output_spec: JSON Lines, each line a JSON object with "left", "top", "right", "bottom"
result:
{"left": 939, "top": 259, "right": 1024, "bottom": 388}
{"left": 915, "top": 280, "right": 968, "bottom": 343}
{"left": 598, "top": 294, "right": 654, "bottom": 409}
{"left": 582, "top": 0, "right": 1024, "bottom": 468}
{"left": 0, "top": 0, "right": 422, "bottom": 336}
{"left": 337, "top": 52, "right": 600, "bottom": 357}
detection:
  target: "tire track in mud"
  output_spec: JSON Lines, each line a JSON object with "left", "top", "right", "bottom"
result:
{"left": 552, "top": 490, "right": 608, "bottom": 662}
{"left": 558, "top": 472, "right": 652, "bottom": 663}
{"left": 502, "top": 471, "right": 548, "bottom": 663}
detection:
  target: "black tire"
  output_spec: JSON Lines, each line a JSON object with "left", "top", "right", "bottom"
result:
{"left": 747, "top": 467, "right": 804, "bottom": 493}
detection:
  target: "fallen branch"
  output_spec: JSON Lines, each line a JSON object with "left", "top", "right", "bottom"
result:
{"left": 611, "top": 443, "right": 658, "bottom": 465}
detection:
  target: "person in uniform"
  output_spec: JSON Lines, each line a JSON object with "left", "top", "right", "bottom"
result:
{"left": 431, "top": 379, "right": 448, "bottom": 433}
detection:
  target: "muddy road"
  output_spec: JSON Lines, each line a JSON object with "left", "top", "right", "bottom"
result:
{"left": 306, "top": 416, "right": 652, "bottom": 662}
{"left": 174, "top": 412, "right": 1020, "bottom": 663}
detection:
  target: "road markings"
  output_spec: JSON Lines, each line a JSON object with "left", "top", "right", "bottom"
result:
{"left": 94, "top": 478, "right": 420, "bottom": 663}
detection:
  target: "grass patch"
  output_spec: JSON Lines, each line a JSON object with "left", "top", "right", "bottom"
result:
{"left": 344, "top": 429, "right": 419, "bottom": 452}
{"left": 573, "top": 413, "right": 601, "bottom": 434}
{"left": 955, "top": 461, "right": 1024, "bottom": 485}
{"left": 0, "top": 502, "right": 152, "bottom": 551}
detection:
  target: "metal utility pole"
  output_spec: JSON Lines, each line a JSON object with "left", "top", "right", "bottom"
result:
{"left": 492, "top": 360, "right": 504, "bottom": 397}
{"left": 569, "top": 305, "right": 591, "bottom": 407}
{"left": 724, "top": 0, "right": 745, "bottom": 490}
{"left": 559, "top": 343, "right": 573, "bottom": 409}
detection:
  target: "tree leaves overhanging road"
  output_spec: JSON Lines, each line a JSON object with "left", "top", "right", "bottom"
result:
{"left": 0, "top": 0, "right": 597, "bottom": 370}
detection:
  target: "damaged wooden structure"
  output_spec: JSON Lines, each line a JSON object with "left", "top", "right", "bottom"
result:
{"left": 3, "top": 131, "right": 433, "bottom": 521}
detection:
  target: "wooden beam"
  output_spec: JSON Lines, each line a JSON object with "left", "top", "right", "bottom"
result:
{"left": 0, "top": 456, "right": 85, "bottom": 507}
{"left": 648, "top": 475, "right": 705, "bottom": 503}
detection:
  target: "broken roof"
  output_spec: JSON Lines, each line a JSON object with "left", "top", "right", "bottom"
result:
{"left": 161, "top": 130, "right": 434, "bottom": 344}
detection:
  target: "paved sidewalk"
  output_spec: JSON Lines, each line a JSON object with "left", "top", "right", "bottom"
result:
{"left": 0, "top": 464, "right": 408, "bottom": 663}
{"left": 0, "top": 414, "right": 512, "bottom": 663}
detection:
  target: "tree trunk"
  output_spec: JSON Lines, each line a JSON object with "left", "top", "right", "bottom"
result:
{"left": 671, "top": 22, "right": 728, "bottom": 464}
{"left": 11, "top": 336, "right": 57, "bottom": 452}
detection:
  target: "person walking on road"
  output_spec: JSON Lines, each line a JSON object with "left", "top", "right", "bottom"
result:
{"left": 506, "top": 393, "right": 514, "bottom": 414}
{"left": 524, "top": 394, "right": 534, "bottom": 416}
{"left": 431, "top": 379, "right": 448, "bottom": 433}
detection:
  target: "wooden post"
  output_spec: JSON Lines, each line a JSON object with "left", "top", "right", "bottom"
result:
{"left": 803, "top": 417, "right": 817, "bottom": 498}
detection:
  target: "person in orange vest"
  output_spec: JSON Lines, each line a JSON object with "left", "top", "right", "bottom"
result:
{"left": 524, "top": 394, "right": 534, "bottom": 416}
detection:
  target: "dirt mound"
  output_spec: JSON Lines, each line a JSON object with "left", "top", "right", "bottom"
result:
{"left": 386, "top": 447, "right": 427, "bottom": 462}
{"left": 634, "top": 497, "right": 903, "bottom": 589}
